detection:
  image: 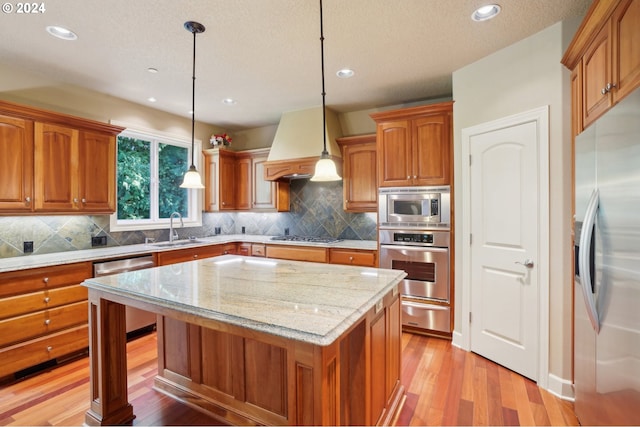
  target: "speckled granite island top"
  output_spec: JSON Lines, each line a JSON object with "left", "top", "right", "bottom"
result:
{"left": 82, "top": 254, "right": 405, "bottom": 346}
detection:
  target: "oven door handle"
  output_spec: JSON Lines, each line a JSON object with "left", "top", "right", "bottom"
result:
{"left": 380, "top": 244, "right": 448, "bottom": 253}
{"left": 401, "top": 300, "right": 449, "bottom": 310}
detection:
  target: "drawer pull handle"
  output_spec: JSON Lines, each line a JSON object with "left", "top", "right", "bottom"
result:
{"left": 193, "top": 254, "right": 198, "bottom": 258}
{"left": 44, "top": 297, "right": 50, "bottom": 303}
{"left": 43, "top": 277, "right": 49, "bottom": 284}
{"left": 44, "top": 319, "right": 51, "bottom": 325}
{"left": 349, "top": 256, "right": 354, "bottom": 261}
{"left": 47, "top": 346, "right": 53, "bottom": 352}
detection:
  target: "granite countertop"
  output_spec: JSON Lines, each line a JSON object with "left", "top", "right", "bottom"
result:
{"left": 0, "top": 235, "right": 378, "bottom": 273}
{"left": 82, "top": 255, "right": 405, "bottom": 346}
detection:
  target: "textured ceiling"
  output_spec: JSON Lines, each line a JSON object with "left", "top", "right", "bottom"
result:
{"left": 0, "top": 0, "right": 591, "bottom": 130}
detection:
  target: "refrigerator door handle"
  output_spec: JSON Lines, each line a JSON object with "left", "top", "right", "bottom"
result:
{"left": 579, "top": 189, "right": 600, "bottom": 333}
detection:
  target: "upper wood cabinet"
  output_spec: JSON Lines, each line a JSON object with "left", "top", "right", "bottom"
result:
{"left": 34, "top": 124, "right": 116, "bottom": 212}
{"left": 0, "top": 114, "right": 33, "bottom": 212}
{"left": 562, "top": 0, "right": 640, "bottom": 132}
{"left": 0, "top": 100, "right": 124, "bottom": 214}
{"left": 203, "top": 148, "right": 237, "bottom": 211}
{"left": 371, "top": 102, "right": 453, "bottom": 187}
{"left": 204, "top": 147, "right": 289, "bottom": 212}
{"left": 337, "top": 134, "right": 377, "bottom": 212}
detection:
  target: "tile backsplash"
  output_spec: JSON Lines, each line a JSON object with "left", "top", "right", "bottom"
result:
{"left": 0, "top": 179, "right": 377, "bottom": 258}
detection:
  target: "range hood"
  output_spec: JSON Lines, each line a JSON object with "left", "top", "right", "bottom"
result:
{"left": 263, "top": 106, "right": 343, "bottom": 181}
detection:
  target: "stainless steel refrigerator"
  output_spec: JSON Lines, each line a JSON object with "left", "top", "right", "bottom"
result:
{"left": 574, "top": 87, "right": 640, "bottom": 426}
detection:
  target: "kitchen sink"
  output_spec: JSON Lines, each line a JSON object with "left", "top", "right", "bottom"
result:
{"left": 149, "top": 239, "right": 205, "bottom": 248}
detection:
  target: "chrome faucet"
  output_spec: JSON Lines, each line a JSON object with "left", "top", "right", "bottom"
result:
{"left": 169, "top": 212, "right": 183, "bottom": 242}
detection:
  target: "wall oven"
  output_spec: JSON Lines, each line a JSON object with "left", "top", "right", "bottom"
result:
{"left": 379, "top": 229, "right": 451, "bottom": 334}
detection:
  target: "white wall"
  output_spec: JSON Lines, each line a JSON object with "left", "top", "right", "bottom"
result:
{"left": 452, "top": 17, "right": 581, "bottom": 395}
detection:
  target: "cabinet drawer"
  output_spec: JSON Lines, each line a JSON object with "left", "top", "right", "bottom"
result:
{"left": 401, "top": 300, "right": 450, "bottom": 333}
{"left": 329, "top": 249, "right": 377, "bottom": 267}
{"left": 0, "top": 300, "right": 88, "bottom": 347}
{"left": 0, "top": 325, "right": 88, "bottom": 378}
{"left": 266, "top": 245, "right": 327, "bottom": 263}
{"left": 0, "top": 262, "right": 92, "bottom": 298}
{"left": 156, "top": 245, "right": 223, "bottom": 265}
{"left": 0, "top": 285, "right": 87, "bottom": 320}
{"left": 251, "top": 244, "right": 266, "bottom": 257}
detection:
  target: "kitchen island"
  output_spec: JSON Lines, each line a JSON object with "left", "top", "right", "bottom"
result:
{"left": 81, "top": 254, "right": 406, "bottom": 426}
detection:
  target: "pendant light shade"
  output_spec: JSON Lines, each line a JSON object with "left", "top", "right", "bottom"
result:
{"left": 310, "top": 0, "right": 341, "bottom": 182}
{"left": 180, "top": 21, "right": 206, "bottom": 189}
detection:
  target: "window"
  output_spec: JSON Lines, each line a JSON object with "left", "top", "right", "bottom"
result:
{"left": 110, "top": 129, "right": 202, "bottom": 232}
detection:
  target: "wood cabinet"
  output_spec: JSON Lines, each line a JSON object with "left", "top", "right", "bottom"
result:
{"left": 337, "top": 134, "right": 377, "bottom": 212}
{"left": 0, "top": 100, "right": 123, "bottom": 214}
{"left": 266, "top": 245, "right": 328, "bottom": 263}
{"left": 0, "top": 114, "right": 33, "bottom": 212}
{"left": 329, "top": 248, "right": 377, "bottom": 267}
{"left": 204, "top": 148, "right": 289, "bottom": 212}
{"left": 562, "top": 0, "right": 640, "bottom": 133}
{"left": 0, "top": 262, "right": 92, "bottom": 378}
{"left": 155, "top": 243, "right": 233, "bottom": 265}
{"left": 371, "top": 102, "right": 453, "bottom": 187}
{"left": 369, "top": 291, "right": 401, "bottom": 425}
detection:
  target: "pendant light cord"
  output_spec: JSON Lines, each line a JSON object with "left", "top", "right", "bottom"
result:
{"left": 190, "top": 28, "right": 197, "bottom": 168}
{"left": 319, "top": 0, "right": 328, "bottom": 157}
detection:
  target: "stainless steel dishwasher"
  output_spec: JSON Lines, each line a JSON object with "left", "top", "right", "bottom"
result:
{"left": 93, "top": 255, "right": 157, "bottom": 336}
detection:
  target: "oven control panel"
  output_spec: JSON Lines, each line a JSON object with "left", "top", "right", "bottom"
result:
{"left": 393, "top": 233, "right": 434, "bottom": 244}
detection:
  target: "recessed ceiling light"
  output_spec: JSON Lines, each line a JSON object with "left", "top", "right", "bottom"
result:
{"left": 471, "top": 4, "right": 501, "bottom": 21}
{"left": 336, "top": 68, "right": 354, "bottom": 78}
{"left": 46, "top": 25, "right": 78, "bottom": 40}
{"left": 222, "top": 98, "right": 237, "bottom": 105}
{"left": 147, "top": 97, "right": 157, "bottom": 103}
{"left": 147, "top": 67, "right": 158, "bottom": 73}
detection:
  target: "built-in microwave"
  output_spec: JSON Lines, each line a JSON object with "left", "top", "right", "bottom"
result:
{"left": 379, "top": 186, "right": 450, "bottom": 227}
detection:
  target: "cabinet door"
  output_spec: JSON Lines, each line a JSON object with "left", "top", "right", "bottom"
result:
{"left": 583, "top": 23, "right": 611, "bottom": 128}
{"left": 611, "top": 0, "right": 640, "bottom": 104}
{"left": 78, "top": 131, "right": 115, "bottom": 212}
{"left": 252, "top": 155, "right": 277, "bottom": 210}
{"left": 385, "top": 296, "right": 401, "bottom": 406}
{"left": 342, "top": 142, "right": 377, "bottom": 212}
{"left": 236, "top": 157, "right": 251, "bottom": 210}
{"left": 0, "top": 115, "right": 33, "bottom": 211}
{"left": 412, "top": 114, "right": 450, "bottom": 185}
{"left": 34, "top": 123, "right": 79, "bottom": 211}
{"left": 369, "top": 311, "right": 386, "bottom": 424}
{"left": 219, "top": 152, "right": 236, "bottom": 210}
{"left": 377, "top": 120, "right": 411, "bottom": 187}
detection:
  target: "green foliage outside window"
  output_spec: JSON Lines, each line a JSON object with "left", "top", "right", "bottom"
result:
{"left": 158, "top": 143, "right": 188, "bottom": 218}
{"left": 117, "top": 136, "right": 151, "bottom": 220}
{"left": 117, "top": 135, "right": 189, "bottom": 221}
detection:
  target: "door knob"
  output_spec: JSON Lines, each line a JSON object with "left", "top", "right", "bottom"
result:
{"left": 515, "top": 259, "right": 534, "bottom": 268}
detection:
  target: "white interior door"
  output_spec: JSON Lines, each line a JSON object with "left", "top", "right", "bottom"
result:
{"left": 468, "top": 120, "right": 540, "bottom": 381}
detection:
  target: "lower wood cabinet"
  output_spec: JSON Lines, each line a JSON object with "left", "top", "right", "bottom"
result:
{"left": 154, "top": 243, "right": 236, "bottom": 265}
{"left": 0, "top": 262, "right": 92, "bottom": 378}
{"left": 329, "top": 248, "right": 377, "bottom": 267}
{"left": 266, "top": 245, "right": 328, "bottom": 263}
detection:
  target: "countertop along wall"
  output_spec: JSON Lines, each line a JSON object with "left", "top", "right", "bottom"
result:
{"left": 452, "top": 17, "right": 582, "bottom": 398}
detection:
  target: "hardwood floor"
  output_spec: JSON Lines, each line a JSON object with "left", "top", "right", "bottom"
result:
{"left": 0, "top": 331, "right": 578, "bottom": 426}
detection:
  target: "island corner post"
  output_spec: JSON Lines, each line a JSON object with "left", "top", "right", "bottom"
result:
{"left": 82, "top": 257, "right": 405, "bottom": 426}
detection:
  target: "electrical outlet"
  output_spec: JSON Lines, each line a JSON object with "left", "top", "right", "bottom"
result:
{"left": 91, "top": 236, "right": 107, "bottom": 247}
{"left": 241, "top": 226, "right": 246, "bottom": 234}
{"left": 284, "top": 228, "right": 290, "bottom": 236}
{"left": 215, "top": 227, "right": 221, "bottom": 235}
{"left": 23, "top": 241, "right": 34, "bottom": 253}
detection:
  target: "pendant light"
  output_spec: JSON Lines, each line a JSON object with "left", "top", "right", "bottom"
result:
{"left": 310, "top": 0, "right": 342, "bottom": 182}
{"left": 180, "top": 21, "right": 206, "bottom": 189}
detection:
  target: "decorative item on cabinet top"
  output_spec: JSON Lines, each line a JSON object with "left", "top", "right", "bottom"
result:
{"left": 209, "top": 133, "right": 232, "bottom": 147}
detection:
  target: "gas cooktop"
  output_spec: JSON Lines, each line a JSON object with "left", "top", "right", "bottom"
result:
{"left": 270, "top": 235, "right": 343, "bottom": 244}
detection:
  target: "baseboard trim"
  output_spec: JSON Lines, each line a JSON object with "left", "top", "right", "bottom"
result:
{"left": 546, "top": 373, "right": 575, "bottom": 401}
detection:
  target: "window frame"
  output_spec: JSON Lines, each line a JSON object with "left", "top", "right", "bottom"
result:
{"left": 110, "top": 127, "right": 203, "bottom": 232}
